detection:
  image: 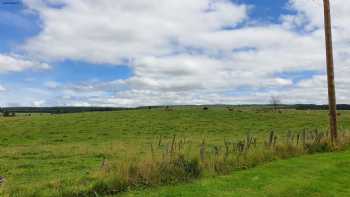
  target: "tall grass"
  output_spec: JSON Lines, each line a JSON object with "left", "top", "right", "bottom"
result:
{"left": 2, "top": 129, "right": 350, "bottom": 197}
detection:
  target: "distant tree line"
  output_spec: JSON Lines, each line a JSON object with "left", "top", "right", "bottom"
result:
{"left": 294, "top": 104, "right": 350, "bottom": 110}
{"left": 1, "top": 104, "right": 350, "bottom": 116}
{"left": 0, "top": 107, "right": 128, "bottom": 114}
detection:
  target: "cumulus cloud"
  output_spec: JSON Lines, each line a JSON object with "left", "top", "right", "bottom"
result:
{"left": 23, "top": 0, "right": 248, "bottom": 63}
{"left": 0, "top": 85, "right": 6, "bottom": 92}
{"left": 44, "top": 81, "right": 61, "bottom": 89}
{"left": 7, "top": 0, "right": 350, "bottom": 106}
{"left": 0, "top": 54, "right": 51, "bottom": 73}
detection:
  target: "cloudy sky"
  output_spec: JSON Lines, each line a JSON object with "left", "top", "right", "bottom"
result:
{"left": 0, "top": 0, "right": 349, "bottom": 107}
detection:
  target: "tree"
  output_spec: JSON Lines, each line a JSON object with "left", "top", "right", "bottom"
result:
{"left": 270, "top": 96, "right": 281, "bottom": 112}
{"left": 323, "top": 0, "right": 337, "bottom": 143}
{"left": 2, "top": 110, "right": 10, "bottom": 117}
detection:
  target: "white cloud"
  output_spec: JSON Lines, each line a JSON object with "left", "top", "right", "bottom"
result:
{"left": 23, "top": 0, "right": 248, "bottom": 63}
{"left": 32, "top": 100, "right": 46, "bottom": 107}
{"left": 44, "top": 81, "right": 61, "bottom": 89}
{"left": 0, "top": 86, "right": 53, "bottom": 107}
{"left": 0, "top": 53, "right": 51, "bottom": 73}
{"left": 0, "top": 85, "right": 6, "bottom": 92}
{"left": 8, "top": 0, "right": 350, "bottom": 106}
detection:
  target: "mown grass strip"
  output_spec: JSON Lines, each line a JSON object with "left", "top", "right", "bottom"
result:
{"left": 123, "top": 150, "right": 350, "bottom": 197}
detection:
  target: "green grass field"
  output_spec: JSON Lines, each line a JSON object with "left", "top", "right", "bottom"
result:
{"left": 124, "top": 150, "right": 350, "bottom": 197}
{"left": 1, "top": 107, "right": 350, "bottom": 196}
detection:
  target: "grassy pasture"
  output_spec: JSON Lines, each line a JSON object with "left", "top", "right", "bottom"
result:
{"left": 0, "top": 107, "right": 350, "bottom": 195}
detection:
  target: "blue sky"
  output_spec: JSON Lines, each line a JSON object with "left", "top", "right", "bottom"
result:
{"left": 0, "top": 0, "right": 349, "bottom": 107}
{"left": 237, "top": 0, "right": 291, "bottom": 20}
{"left": 0, "top": 0, "right": 132, "bottom": 95}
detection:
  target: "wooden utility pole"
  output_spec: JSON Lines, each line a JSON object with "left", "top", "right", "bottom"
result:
{"left": 323, "top": 0, "right": 337, "bottom": 143}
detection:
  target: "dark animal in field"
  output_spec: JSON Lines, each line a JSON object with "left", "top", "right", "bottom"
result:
{"left": 203, "top": 107, "right": 209, "bottom": 110}
{"left": 337, "top": 112, "right": 341, "bottom": 116}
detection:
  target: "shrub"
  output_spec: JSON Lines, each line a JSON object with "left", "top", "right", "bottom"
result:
{"left": 274, "top": 144, "right": 302, "bottom": 159}
{"left": 304, "top": 142, "right": 333, "bottom": 154}
{"left": 78, "top": 154, "right": 203, "bottom": 196}
{"left": 2, "top": 110, "right": 10, "bottom": 117}
{"left": 89, "top": 177, "right": 128, "bottom": 196}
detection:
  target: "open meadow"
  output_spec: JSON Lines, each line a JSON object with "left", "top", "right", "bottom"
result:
{"left": 1, "top": 0, "right": 349, "bottom": 196}
{"left": 1, "top": 107, "right": 350, "bottom": 196}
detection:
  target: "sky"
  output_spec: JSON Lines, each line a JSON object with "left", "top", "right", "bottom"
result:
{"left": 0, "top": 0, "right": 349, "bottom": 107}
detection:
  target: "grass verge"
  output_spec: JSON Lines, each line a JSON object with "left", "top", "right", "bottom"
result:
{"left": 123, "top": 149, "right": 350, "bottom": 197}
{"left": 3, "top": 129, "right": 349, "bottom": 197}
